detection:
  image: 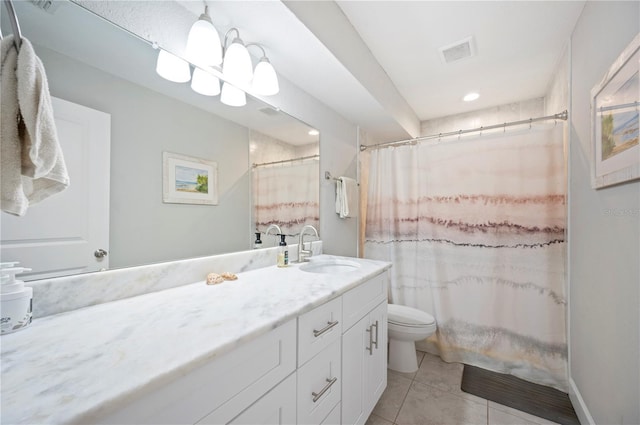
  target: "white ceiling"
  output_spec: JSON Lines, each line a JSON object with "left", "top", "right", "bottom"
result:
{"left": 18, "top": 0, "right": 586, "bottom": 144}
{"left": 336, "top": 1, "right": 585, "bottom": 121}
{"left": 178, "top": 0, "right": 585, "bottom": 142}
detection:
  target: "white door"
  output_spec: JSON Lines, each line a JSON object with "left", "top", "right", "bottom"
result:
{"left": 0, "top": 97, "right": 111, "bottom": 281}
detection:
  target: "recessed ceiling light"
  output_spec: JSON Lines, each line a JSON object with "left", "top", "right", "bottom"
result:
{"left": 308, "top": 129, "right": 319, "bottom": 136}
{"left": 463, "top": 92, "right": 480, "bottom": 102}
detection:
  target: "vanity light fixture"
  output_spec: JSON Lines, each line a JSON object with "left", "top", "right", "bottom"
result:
{"left": 156, "top": 49, "right": 191, "bottom": 83}
{"left": 222, "top": 28, "right": 253, "bottom": 86}
{"left": 463, "top": 92, "right": 480, "bottom": 102}
{"left": 185, "top": 6, "right": 222, "bottom": 66}
{"left": 308, "top": 129, "right": 319, "bottom": 136}
{"left": 191, "top": 68, "right": 221, "bottom": 96}
{"left": 156, "top": 12, "right": 280, "bottom": 106}
{"left": 247, "top": 43, "right": 279, "bottom": 96}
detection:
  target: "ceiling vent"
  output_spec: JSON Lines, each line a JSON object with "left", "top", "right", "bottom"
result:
{"left": 439, "top": 36, "right": 476, "bottom": 64}
{"left": 258, "top": 107, "right": 280, "bottom": 116}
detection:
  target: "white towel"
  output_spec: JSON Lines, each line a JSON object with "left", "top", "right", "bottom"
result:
{"left": 335, "top": 176, "right": 358, "bottom": 218}
{"left": 1, "top": 36, "right": 69, "bottom": 216}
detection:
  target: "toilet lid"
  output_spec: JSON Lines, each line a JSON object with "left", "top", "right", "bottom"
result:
{"left": 388, "top": 304, "right": 435, "bottom": 326}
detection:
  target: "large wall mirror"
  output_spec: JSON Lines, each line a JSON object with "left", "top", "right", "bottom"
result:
{"left": 0, "top": 0, "right": 320, "bottom": 280}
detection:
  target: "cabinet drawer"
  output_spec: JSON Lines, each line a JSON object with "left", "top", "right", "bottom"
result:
{"left": 227, "top": 373, "right": 296, "bottom": 425}
{"left": 298, "top": 296, "right": 342, "bottom": 366}
{"left": 342, "top": 271, "right": 388, "bottom": 331}
{"left": 100, "top": 320, "right": 296, "bottom": 425}
{"left": 321, "top": 402, "right": 341, "bottom": 425}
{"left": 297, "top": 339, "right": 341, "bottom": 425}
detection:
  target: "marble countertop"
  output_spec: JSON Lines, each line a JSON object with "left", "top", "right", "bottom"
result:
{"left": 1, "top": 255, "right": 391, "bottom": 425}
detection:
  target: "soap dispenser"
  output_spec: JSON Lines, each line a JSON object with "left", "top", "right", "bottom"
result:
{"left": 277, "top": 234, "right": 288, "bottom": 267}
{"left": 254, "top": 232, "right": 263, "bottom": 249}
{"left": 1, "top": 263, "right": 33, "bottom": 334}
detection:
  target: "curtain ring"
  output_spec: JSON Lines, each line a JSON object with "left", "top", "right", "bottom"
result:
{"left": 479, "top": 126, "right": 483, "bottom": 136}
{"left": 503, "top": 123, "right": 506, "bottom": 133}
{"left": 529, "top": 118, "right": 532, "bottom": 130}
{"left": 458, "top": 130, "right": 462, "bottom": 140}
{"left": 438, "top": 133, "right": 442, "bottom": 142}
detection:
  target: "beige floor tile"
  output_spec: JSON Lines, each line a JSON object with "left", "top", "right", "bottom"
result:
{"left": 365, "top": 413, "right": 395, "bottom": 425}
{"left": 388, "top": 351, "right": 426, "bottom": 380}
{"left": 395, "top": 380, "right": 488, "bottom": 425}
{"left": 372, "top": 371, "right": 413, "bottom": 422}
{"left": 489, "top": 407, "right": 539, "bottom": 425}
{"left": 488, "top": 402, "right": 562, "bottom": 425}
{"left": 413, "top": 352, "right": 487, "bottom": 405}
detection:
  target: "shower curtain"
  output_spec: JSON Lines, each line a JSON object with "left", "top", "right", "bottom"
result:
{"left": 362, "top": 125, "right": 568, "bottom": 390}
{"left": 253, "top": 159, "right": 319, "bottom": 236}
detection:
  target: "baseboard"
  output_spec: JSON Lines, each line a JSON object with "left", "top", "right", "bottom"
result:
{"left": 569, "top": 378, "right": 595, "bottom": 425}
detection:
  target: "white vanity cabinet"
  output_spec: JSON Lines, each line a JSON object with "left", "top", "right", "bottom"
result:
{"left": 99, "top": 320, "right": 297, "bottom": 425}
{"left": 341, "top": 271, "right": 389, "bottom": 425}
{"left": 93, "top": 268, "right": 388, "bottom": 425}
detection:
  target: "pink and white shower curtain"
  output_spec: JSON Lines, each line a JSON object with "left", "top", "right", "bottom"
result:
{"left": 362, "top": 125, "right": 568, "bottom": 390}
{"left": 253, "top": 159, "right": 319, "bottom": 236}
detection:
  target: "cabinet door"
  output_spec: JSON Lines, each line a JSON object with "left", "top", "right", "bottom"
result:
{"left": 365, "top": 301, "right": 388, "bottom": 412}
{"left": 341, "top": 314, "right": 370, "bottom": 425}
{"left": 229, "top": 373, "right": 296, "bottom": 425}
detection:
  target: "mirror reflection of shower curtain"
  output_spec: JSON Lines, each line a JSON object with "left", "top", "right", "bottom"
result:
{"left": 253, "top": 159, "right": 319, "bottom": 236}
{"left": 363, "top": 125, "right": 568, "bottom": 391}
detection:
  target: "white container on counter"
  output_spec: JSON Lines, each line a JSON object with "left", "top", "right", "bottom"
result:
{"left": 1, "top": 264, "right": 33, "bottom": 335}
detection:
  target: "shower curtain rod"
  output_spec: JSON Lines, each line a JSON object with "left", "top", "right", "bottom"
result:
{"left": 252, "top": 154, "right": 319, "bottom": 168}
{"left": 360, "top": 110, "right": 568, "bottom": 152}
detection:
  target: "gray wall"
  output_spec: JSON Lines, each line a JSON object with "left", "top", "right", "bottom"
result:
{"left": 39, "top": 47, "right": 251, "bottom": 269}
{"left": 569, "top": 2, "right": 639, "bottom": 424}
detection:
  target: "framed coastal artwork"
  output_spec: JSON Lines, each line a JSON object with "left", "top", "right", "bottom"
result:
{"left": 590, "top": 33, "right": 640, "bottom": 189}
{"left": 162, "top": 152, "right": 218, "bottom": 205}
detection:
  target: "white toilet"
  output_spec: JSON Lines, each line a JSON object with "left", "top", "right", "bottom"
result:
{"left": 387, "top": 304, "right": 437, "bottom": 373}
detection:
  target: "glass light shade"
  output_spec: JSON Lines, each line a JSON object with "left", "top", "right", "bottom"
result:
{"left": 156, "top": 49, "right": 191, "bottom": 83}
{"left": 191, "top": 68, "right": 220, "bottom": 96}
{"left": 222, "top": 40, "right": 253, "bottom": 85}
{"left": 220, "top": 82, "right": 246, "bottom": 107}
{"left": 463, "top": 92, "right": 480, "bottom": 102}
{"left": 252, "top": 58, "right": 279, "bottom": 95}
{"left": 186, "top": 19, "right": 222, "bottom": 66}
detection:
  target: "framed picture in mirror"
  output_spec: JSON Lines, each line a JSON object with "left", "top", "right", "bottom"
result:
{"left": 162, "top": 152, "right": 218, "bottom": 205}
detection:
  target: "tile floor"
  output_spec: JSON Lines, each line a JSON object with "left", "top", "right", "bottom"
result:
{"left": 366, "top": 351, "right": 562, "bottom": 425}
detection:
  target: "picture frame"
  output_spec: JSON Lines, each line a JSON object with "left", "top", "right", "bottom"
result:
{"left": 590, "top": 33, "right": 640, "bottom": 189}
{"left": 162, "top": 152, "right": 218, "bottom": 205}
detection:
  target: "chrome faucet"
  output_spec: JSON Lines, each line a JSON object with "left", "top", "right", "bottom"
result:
{"left": 298, "top": 225, "right": 319, "bottom": 262}
{"left": 265, "top": 224, "right": 282, "bottom": 246}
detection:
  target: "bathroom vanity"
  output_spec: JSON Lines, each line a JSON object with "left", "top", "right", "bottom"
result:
{"left": 0, "top": 254, "right": 390, "bottom": 425}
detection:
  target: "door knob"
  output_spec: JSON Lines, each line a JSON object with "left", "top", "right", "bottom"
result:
{"left": 94, "top": 249, "right": 108, "bottom": 258}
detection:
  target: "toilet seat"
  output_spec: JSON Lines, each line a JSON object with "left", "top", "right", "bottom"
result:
{"left": 388, "top": 304, "right": 435, "bottom": 327}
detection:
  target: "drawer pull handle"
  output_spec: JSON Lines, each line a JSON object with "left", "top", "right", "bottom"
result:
{"left": 366, "top": 325, "right": 373, "bottom": 355}
{"left": 312, "top": 377, "right": 338, "bottom": 402}
{"left": 313, "top": 320, "right": 339, "bottom": 337}
{"left": 372, "top": 320, "right": 379, "bottom": 349}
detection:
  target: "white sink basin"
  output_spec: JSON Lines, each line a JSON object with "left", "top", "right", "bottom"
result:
{"left": 299, "top": 259, "right": 361, "bottom": 274}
